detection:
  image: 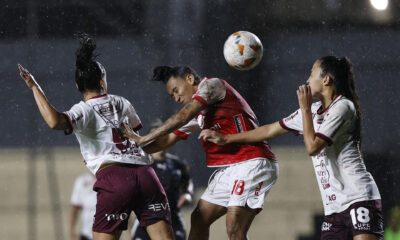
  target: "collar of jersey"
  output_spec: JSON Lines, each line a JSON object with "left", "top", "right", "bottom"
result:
{"left": 317, "top": 94, "right": 343, "bottom": 115}
{"left": 87, "top": 94, "right": 108, "bottom": 101}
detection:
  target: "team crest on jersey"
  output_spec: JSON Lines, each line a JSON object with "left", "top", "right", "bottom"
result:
{"left": 93, "top": 101, "right": 122, "bottom": 126}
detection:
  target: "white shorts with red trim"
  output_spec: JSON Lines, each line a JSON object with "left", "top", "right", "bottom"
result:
{"left": 200, "top": 158, "right": 278, "bottom": 210}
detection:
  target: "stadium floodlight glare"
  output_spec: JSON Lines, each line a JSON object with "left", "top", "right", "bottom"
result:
{"left": 370, "top": 0, "right": 388, "bottom": 10}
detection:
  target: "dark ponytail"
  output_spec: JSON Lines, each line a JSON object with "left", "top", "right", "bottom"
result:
{"left": 319, "top": 56, "right": 362, "bottom": 142}
{"left": 152, "top": 65, "right": 200, "bottom": 84}
{"left": 75, "top": 33, "right": 103, "bottom": 93}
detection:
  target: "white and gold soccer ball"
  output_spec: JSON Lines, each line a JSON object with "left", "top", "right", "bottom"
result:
{"left": 223, "top": 31, "right": 263, "bottom": 70}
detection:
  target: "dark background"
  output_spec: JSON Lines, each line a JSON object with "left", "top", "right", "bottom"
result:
{"left": 1, "top": 0, "right": 399, "bottom": 225}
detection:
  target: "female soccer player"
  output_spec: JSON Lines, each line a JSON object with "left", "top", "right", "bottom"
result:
{"left": 121, "top": 65, "right": 278, "bottom": 240}
{"left": 199, "top": 56, "right": 383, "bottom": 240}
{"left": 18, "top": 34, "right": 174, "bottom": 240}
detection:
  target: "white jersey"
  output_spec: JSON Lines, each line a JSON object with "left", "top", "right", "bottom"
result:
{"left": 280, "top": 95, "right": 381, "bottom": 215}
{"left": 70, "top": 173, "right": 96, "bottom": 239}
{"left": 64, "top": 94, "right": 152, "bottom": 174}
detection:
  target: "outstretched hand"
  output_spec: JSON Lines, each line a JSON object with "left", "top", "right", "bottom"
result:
{"left": 119, "top": 122, "right": 143, "bottom": 145}
{"left": 18, "top": 64, "right": 37, "bottom": 89}
{"left": 297, "top": 84, "right": 313, "bottom": 112}
{"left": 198, "top": 129, "right": 228, "bottom": 145}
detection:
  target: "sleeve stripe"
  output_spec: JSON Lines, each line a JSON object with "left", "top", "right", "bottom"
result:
{"left": 279, "top": 119, "right": 300, "bottom": 135}
{"left": 133, "top": 123, "right": 143, "bottom": 132}
{"left": 173, "top": 130, "right": 189, "bottom": 140}
{"left": 62, "top": 113, "right": 74, "bottom": 135}
{"left": 192, "top": 96, "right": 207, "bottom": 109}
{"left": 315, "top": 132, "right": 333, "bottom": 146}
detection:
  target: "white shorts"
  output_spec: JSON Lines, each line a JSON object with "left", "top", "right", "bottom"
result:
{"left": 201, "top": 158, "right": 278, "bottom": 210}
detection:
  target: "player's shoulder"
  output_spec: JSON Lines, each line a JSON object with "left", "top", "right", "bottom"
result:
{"left": 330, "top": 96, "right": 355, "bottom": 115}
{"left": 199, "top": 77, "right": 224, "bottom": 87}
{"left": 109, "top": 94, "right": 135, "bottom": 108}
{"left": 69, "top": 100, "right": 91, "bottom": 113}
{"left": 108, "top": 94, "right": 127, "bottom": 103}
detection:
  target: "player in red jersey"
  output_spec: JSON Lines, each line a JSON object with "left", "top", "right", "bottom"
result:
{"left": 199, "top": 56, "right": 383, "bottom": 240}
{"left": 121, "top": 65, "right": 278, "bottom": 240}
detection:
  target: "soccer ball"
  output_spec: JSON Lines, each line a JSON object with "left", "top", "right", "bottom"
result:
{"left": 223, "top": 31, "right": 263, "bottom": 70}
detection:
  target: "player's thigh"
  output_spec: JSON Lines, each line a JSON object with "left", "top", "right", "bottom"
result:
{"left": 146, "top": 220, "right": 175, "bottom": 240}
{"left": 353, "top": 234, "right": 379, "bottom": 240}
{"left": 93, "top": 230, "right": 122, "bottom": 240}
{"left": 191, "top": 199, "right": 227, "bottom": 225}
{"left": 226, "top": 206, "right": 258, "bottom": 233}
{"left": 134, "top": 166, "right": 171, "bottom": 228}
{"left": 132, "top": 225, "right": 150, "bottom": 240}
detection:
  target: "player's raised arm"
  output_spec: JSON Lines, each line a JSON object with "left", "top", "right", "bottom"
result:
{"left": 199, "top": 121, "right": 289, "bottom": 145}
{"left": 121, "top": 99, "right": 203, "bottom": 147}
{"left": 120, "top": 123, "right": 183, "bottom": 153}
{"left": 141, "top": 99, "right": 202, "bottom": 143}
{"left": 18, "top": 64, "right": 68, "bottom": 130}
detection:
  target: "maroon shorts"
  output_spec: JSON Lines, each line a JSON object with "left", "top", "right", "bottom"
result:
{"left": 321, "top": 200, "right": 383, "bottom": 240}
{"left": 92, "top": 164, "right": 171, "bottom": 233}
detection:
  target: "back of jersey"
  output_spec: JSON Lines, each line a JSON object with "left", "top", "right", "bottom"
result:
{"left": 64, "top": 94, "right": 152, "bottom": 174}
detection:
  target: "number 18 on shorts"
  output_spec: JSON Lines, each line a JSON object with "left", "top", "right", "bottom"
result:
{"left": 201, "top": 158, "right": 279, "bottom": 210}
{"left": 321, "top": 200, "right": 383, "bottom": 240}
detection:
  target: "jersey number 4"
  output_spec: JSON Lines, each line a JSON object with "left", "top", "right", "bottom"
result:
{"left": 231, "top": 180, "right": 245, "bottom": 195}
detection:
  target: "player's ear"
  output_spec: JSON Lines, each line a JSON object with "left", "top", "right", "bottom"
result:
{"left": 186, "top": 74, "right": 195, "bottom": 85}
{"left": 323, "top": 74, "right": 333, "bottom": 86}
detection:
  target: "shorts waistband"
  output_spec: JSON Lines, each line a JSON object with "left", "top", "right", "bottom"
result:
{"left": 96, "top": 163, "right": 145, "bottom": 177}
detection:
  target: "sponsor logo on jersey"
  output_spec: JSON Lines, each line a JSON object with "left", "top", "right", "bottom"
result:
{"left": 285, "top": 110, "right": 299, "bottom": 122}
{"left": 354, "top": 223, "right": 371, "bottom": 231}
{"left": 321, "top": 222, "right": 332, "bottom": 231}
{"left": 148, "top": 203, "right": 170, "bottom": 212}
{"left": 233, "top": 114, "right": 246, "bottom": 133}
{"left": 105, "top": 212, "right": 129, "bottom": 221}
{"left": 315, "top": 159, "right": 330, "bottom": 189}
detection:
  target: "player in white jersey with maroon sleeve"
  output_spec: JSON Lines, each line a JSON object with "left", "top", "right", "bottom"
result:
{"left": 18, "top": 34, "right": 175, "bottom": 240}
{"left": 121, "top": 65, "right": 278, "bottom": 240}
{"left": 200, "top": 56, "right": 383, "bottom": 240}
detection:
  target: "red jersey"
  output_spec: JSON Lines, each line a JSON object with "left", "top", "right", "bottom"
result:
{"left": 173, "top": 77, "right": 276, "bottom": 167}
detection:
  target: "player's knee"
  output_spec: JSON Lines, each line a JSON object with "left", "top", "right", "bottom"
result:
{"left": 226, "top": 222, "right": 246, "bottom": 240}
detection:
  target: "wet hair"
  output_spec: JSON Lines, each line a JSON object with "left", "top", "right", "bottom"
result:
{"left": 152, "top": 65, "right": 200, "bottom": 84}
{"left": 318, "top": 56, "right": 362, "bottom": 142}
{"left": 74, "top": 33, "right": 105, "bottom": 93}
